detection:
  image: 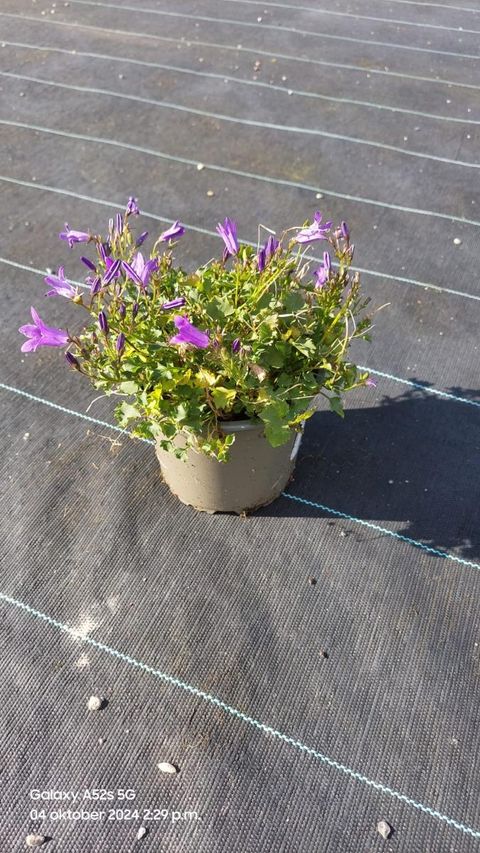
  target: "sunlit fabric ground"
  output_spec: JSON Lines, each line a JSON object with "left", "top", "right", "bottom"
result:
{"left": 1, "top": 0, "right": 480, "bottom": 851}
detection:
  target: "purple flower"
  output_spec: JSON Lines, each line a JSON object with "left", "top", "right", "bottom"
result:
{"left": 114, "top": 213, "right": 124, "bottom": 238}
{"left": 118, "top": 303, "right": 127, "bottom": 319}
{"left": 257, "top": 234, "right": 279, "bottom": 270}
{"left": 81, "top": 255, "right": 97, "bottom": 272}
{"left": 44, "top": 266, "right": 76, "bottom": 299}
{"left": 98, "top": 242, "right": 110, "bottom": 263}
{"left": 159, "top": 221, "right": 185, "bottom": 243}
{"left": 169, "top": 316, "right": 209, "bottom": 349}
{"left": 121, "top": 260, "right": 143, "bottom": 287}
{"left": 103, "top": 258, "right": 122, "bottom": 284}
{"left": 131, "top": 252, "right": 158, "bottom": 288}
{"left": 59, "top": 224, "right": 90, "bottom": 248}
{"left": 116, "top": 333, "right": 126, "bottom": 354}
{"left": 341, "top": 221, "right": 349, "bottom": 240}
{"left": 232, "top": 338, "right": 241, "bottom": 353}
{"left": 216, "top": 217, "right": 239, "bottom": 256}
{"left": 365, "top": 378, "right": 377, "bottom": 388}
{"left": 295, "top": 211, "right": 332, "bottom": 245}
{"left": 135, "top": 231, "right": 148, "bottom": 248}
{"left": 19, "top": 307, "right": 69, "bottom": 353}
{"left": 161, "top": 297, "right": 186, "bottom": 311}
{"left": 126, "top": 197, "right": 140, "bottom": 216}
{"left": 98, "top": 310, "right": 109, "bottom": 334}
{"left": 90, "top": 276, "right": 101, "bottom": 295}
{"left": 314, "top": 251, "right": 331, "bottom": 289}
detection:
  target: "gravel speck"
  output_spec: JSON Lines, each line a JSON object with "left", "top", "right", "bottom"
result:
{"left": 453, "top": 237, "right": 462, "bottom": 246}
{"left": 377, "top": 819, "right": 392, "bottom": 839}
{"left": 87, "top": 695, "right": 105, "bottom": 712}
{"left": 26, "top": 836, "right": 48, "bottom": 848}
{"left": 158, "top": 761, "right": 178, "bottom": 774}
{"left": 197, "top": 163, "right": 205, "bottom": 170}
{"left": 308, "top": 577, "right": 317, "bottom": 586}
{"left": 137, "top": 826, "right": 148, "bottom": 840}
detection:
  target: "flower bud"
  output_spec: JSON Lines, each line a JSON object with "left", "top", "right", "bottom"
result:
{"left": 135, "top": 231, "right": 148, "bottom": 248}
{"left": 232, "top": 338, "right": 241, "bottom": 353}
{"left": 118, "top": 303, "right": 126, "bottom": 319}
{"left": 81, "top": 256, "right": 97, "bottom": 272}
{"left": 116, "top": 333, "right": 126, "bottom": 354}
{"left": 98, "top": 310, "right": 108, "bottom": 334}
{"left": 65, "top": 352, "right": 80, "bottom": 369}
{"left": 90, "top": 276, "right": 101, "bottom": 295}
{"left": 161, "top": 297, "right": 186, "bottom": 311}
{"left": 132, "top": 302, "right": 139, "bottom": 319}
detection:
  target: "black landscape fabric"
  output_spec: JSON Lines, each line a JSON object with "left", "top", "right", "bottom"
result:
{"left": 1, "top": 0, "right": 480, "bottom": 851}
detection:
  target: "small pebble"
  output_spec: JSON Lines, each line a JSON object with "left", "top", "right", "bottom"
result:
{"left": 98, "top": 737, "right": 105, "bottom": 745}
{"left": 26, "top": 836, "right": 47, "bottom": 849}
{"left": 206, "top": 190, "right": 215, "bottom": 197}
{"left": 137, "top": 826, "right": 148, "bottom": 840}
{"left": 453, "top": 237, "right": 462, "bottom": 246}
{"left": 19, "top": 92, "right": 25, "bottom": 97}
{"left": 320, "top": 648, "right": 329, "bottom": 659}
{"left": 315, "top": 192, "right": 323, "bottom": 199}
{"left": 118, "top": 73, "right": 124, "bottom": 79}
{"left": 339, "top": 530, "right": 346, "bottom": 537}
{"left": 197, "top": 163, "right": 205, "bottom": 170}
{"left": 87, "top": 695, "right": 104, "bottom": 712}
{"left": 377, "top": 819, "right": 392, "bottom": 839}
{"left": 158, "top": 761, "right": 178, "bottom": 774}
{"left": 308, "top": 577, "right": 317, "bottom": 586}
{"left": 23, "top": 432, "right": 30, "bottom": 441}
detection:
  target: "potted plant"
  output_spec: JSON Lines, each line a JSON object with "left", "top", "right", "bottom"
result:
{"left": 19, "top": 200, "right": 373, "bottom": 513}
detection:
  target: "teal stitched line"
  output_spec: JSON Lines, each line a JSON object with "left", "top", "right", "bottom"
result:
{"left": 0, "top": 381, "right": 153, "bottom": 444}
{"left": 223, "top": 0, "right": 480, "bottom": 35}
{"left": 2, "top": 380, "right": 480, "bottom": 572}
{"left": 357, "top": 366, "right": 480, "bottom": 410}
{"left": 3, "top": 45, "right": 480, "bottom": 129}
{"left": 2, "top": 172, "right": 479, "bottom": 302}
{"left": 65, "top": 0, "right": 480, "bottom": 63}
{"left": 0, "top": 588, "right": 479, "bottom": 839}
{"left": 2, "top": 74, "right": 480, "bottom": 172}
{"left": 281, "top": 493, "right": 480, "bottom": 569}
{"left": 3, "top": 11, "right": 480, "bottom": 95}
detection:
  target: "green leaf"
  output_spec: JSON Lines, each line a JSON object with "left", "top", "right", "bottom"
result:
{"left": 116, "top": 401, "right": 141, "bottom": 426}
{"left": 211, "top": 386, "right": 237, "bottom": 410}
{"left": 292, "top": 338, "right": 316, "bottom": 357}
{"left": 206, "top": 295, "right": 235, "bottom": 322}
{"left": 263, "top": 343, "right": 286, "bottom": 369}
{"left": 329, "top": 396, "right": 344, "bottom": 418}
{"left": 117, "top": 380, "right": 138, "bottom": 395}
{"left": 259, "top": 401, "right": 291, "bottom": 447}
{"left": 284, "top": 291, "right": 305, "bottom": 313}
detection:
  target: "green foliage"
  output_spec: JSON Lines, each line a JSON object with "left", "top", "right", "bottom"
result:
{"left": 64, "top": 213, "right": 373, "bottom": 459}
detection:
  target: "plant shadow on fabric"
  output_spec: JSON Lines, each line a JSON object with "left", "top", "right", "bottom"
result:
{"left": 261, "top": 385, "right": 480, "bottom": 561}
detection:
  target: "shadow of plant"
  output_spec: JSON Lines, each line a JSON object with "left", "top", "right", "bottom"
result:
{"left": 263, "top": 384, "right": 480, "bottom": 560}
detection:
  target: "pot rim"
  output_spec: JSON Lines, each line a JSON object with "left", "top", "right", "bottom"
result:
{"left": 218, "top": 418, "right": 263, "bottom": 434}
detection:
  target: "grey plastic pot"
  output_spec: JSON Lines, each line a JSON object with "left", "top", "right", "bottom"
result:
{"left": 155, "top": 420, "right": 303, "bottom": 514}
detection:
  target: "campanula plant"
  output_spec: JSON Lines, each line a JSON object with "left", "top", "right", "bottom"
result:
{"left": 19, "top": 199, "right": 372, "bottom": 463}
